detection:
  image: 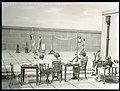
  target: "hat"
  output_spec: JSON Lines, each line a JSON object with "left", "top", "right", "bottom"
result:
{"left": 39, "top": 54, "right": 44, "bottom": 59}
{"left": 105, "top": 56, "right": 111, "bottom": 60}
{"left": 54, "top": 53, "right": 60, "bottom": 58}
{"left": 80, "top": 51, "right": 86, "bottom": 57}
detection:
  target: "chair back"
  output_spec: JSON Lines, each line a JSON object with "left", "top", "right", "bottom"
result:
{"left": 52, "top": 61, "right": 62, "bottom": 73}
{"left": 39, "top": 63, "right": 49, "bottom": 72}
{"left": 108, "top": 67, "right": 119, "bottom": 77}
{"left": 80, "top": 56, "right": 88, "bottom": 70}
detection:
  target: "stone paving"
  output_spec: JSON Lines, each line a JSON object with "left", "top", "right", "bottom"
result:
{"left": 2, "top": 73, "right": 119, "bottom": 89}
{"left": 2, "top": 50, "right": 119, "bottom": 89}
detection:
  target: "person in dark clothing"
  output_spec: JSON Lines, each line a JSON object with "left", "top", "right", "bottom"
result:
{"left": 95, "top": 56, "right": 113, "bottom": 82}
{"left": 72, "top": 51, "right": 88, "bottom": 79}
{"left": 102, "top": 56, "right": 113, "bottom": 67}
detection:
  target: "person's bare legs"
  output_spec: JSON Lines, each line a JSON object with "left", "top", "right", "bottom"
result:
{"left": 95, "top": 68, "right": 103, "bottom": 82}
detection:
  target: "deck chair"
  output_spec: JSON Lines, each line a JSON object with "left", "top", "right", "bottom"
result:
{"left": 103, "top": 66, "right": 119, "bottom": 84}
{"left": 79, "top": 56, "right": 88, "bottom": 79}
{"left": 51, "top": 61, "right": 62, "bottom": 83}
{"left": 39, "top": 63, "right": 52, "bottom": 85}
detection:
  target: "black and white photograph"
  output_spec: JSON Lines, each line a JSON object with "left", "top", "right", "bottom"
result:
{"left": 2, "top": 2, "right": 119, "bottom": 89}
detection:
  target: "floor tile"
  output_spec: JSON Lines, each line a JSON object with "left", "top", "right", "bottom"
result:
{"left": 53, "top": 84, "right": 77, "bottom": 89}
{"left": 30, "top": 83, "right": 55, "bottom": 89}
{"left": 2, "top": 79, "right": 10, "bottom": 89}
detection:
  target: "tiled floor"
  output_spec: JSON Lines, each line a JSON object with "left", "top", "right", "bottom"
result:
{"left": 2, "top": 74, "right": 119, "bottom": 89}
{"left": 2, "top": 50, "right": 119, "bottom": 89}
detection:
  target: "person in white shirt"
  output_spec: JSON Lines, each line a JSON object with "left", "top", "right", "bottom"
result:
{"left": 33, "top": 54, "right": 51, "bottom": 83}
{"left": 37, "top": 36, "right": 42, "bottom": 53}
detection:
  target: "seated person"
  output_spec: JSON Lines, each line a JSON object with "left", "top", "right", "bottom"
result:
{"left": 72, "top": 51, "right": 88, "bottom": 79}
{"left": 52, "top": 52, "right": 61, "bottom": 78}
{"left": 95, "top": 56, "right": 113, "bottom": 82}
{"left": 92, "top": 50, "right": 101, "bottom": 69}
{"left": 33, "top": 54, "right": 51, "bottom": 83}
{"left": 92, "top": 54, "right": 102, "bottom": 75}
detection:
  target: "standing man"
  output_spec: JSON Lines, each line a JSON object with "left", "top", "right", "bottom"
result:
{"left": 37, "top": 35, "right": 42, "bottom": 53}
{"left": 82, "top": 38, "right": 86, "bottom": 51}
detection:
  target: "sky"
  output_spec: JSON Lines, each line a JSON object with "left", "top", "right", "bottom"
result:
{"left": 2, "top": 2, "right": 119, "bottom": 31}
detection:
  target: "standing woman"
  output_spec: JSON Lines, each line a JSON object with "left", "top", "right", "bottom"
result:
{"left": 77, "top": 36, "right": 82, "bottom": 56}
{"left": 30, "top": 34, "right": 36, "bottom": 57}
{"left": 79, "top": 38, "right": 86, "bottom": 58}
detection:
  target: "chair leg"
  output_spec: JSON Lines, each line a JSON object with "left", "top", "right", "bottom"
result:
{"left": 52, "top": 72, "right": 54, "bottom": 83}
{"left": 57, "top": 72, "right": 59, "bottom": 79}
{"left": 96, "top": 68, "right": 98, "bottom": 75}
{"left": 103, "top": 76, "right": 105, "bottom": 84}
{"left": 39, "top": 73, "right": 42, "bottom": 85}
{"left": 60, "top": 73, "right": 62, "bottom": 83}
{"left": 57, "top": 73, "right": 60, "bottom": 83}
{"left": 103, "top": 67, "right": 106, "bottom": 84}
{"left": 85, "top": 70, "right": 87, "bottom": 79}
{"left": 46, "top": 74, "right": 49, "bottom": 86}
{"left": 61, "top": 71, "right": 62, "bottom": 80}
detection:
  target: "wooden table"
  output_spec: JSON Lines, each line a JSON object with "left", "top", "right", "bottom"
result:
{"left": 21, "top": 65, "right": 39, "bottom": 85}
{"left": 64, "top": 63, "right": 80, "bottom": 82}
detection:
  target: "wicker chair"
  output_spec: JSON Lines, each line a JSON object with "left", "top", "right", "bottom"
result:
{"left": 51, "top": 61, "right": 62, "bottom": 83}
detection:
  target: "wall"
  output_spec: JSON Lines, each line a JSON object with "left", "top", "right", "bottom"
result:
{"left": 101, "top": 9, "right": 119, "bottom": 60}
{"left": 2, "top": 26, "right": 101, "bottom": 52}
